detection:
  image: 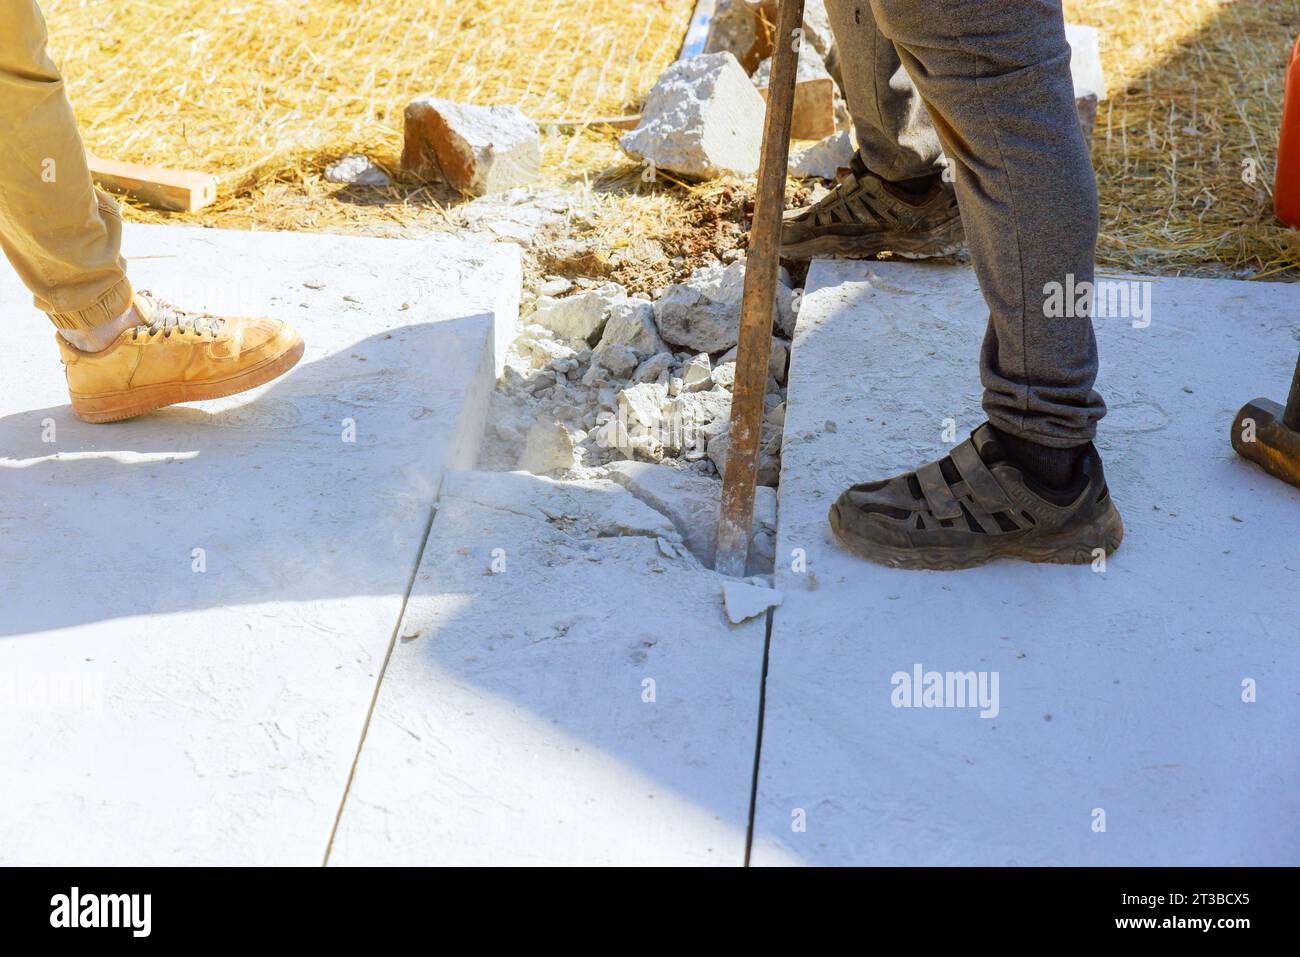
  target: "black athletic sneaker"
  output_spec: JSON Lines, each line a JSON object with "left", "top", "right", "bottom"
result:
{"left": 781, "top": 155, "right": 964, "bottom": 261}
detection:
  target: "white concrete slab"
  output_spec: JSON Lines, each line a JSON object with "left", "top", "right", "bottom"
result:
{"left": 1066, "top": 22, "right": 1107, "bottom": 101}
{"left": 329, "top": 470, "right": 767, "bottom": 866}
{"left": 0, "top": 224, "right": 520, "bottom": 864}
{"left": 752, "top": 260, "right": 1300, "bottom": 866}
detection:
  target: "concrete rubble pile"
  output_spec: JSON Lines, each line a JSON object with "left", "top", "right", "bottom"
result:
{"left": 393, "top": 13, "right": 1109, "bottom": 596}
{"left": 482, "top": 260, "right": 794, "bottom": 486}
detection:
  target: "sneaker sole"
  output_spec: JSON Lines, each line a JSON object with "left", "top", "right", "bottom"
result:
{"left": 828, "top": 499, "right": 1125, "bottom": 571}
{"left": 69, "top": 337, "right": 306, "bottom": 424}
{"left": 780, "top": 218, "right": 965, "bottom": 262}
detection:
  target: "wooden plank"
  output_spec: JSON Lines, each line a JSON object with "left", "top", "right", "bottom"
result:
{"left": 87, "top": 156, "right": 218, "bottom": 212}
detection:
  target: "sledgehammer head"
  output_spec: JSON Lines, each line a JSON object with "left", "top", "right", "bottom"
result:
{"left": 1231, "top": 398, "right": 1300, "bottom": 490}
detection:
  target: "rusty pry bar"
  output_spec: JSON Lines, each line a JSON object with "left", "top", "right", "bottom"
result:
{"left": 1230, "top": 349, "right": 1300, "bottom": 489}
{"left": 715, "top": 0, "right": 806, "bottom": 578}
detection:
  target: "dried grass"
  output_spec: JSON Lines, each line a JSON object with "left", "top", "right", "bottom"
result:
{"left": 1065, "top": 0, "right": 1300, "bottom": 276}
{"left": 43, "top": 0, "right": 688, "bottom": 225}
{"left": 40, "top": 0, "right": 1300, "bottom": 278}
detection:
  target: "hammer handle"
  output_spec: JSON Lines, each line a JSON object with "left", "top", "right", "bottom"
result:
{"left": 715, "top": 0, "right": 806, "bottom": 578}
{"left": 1285, "top": 350, "right": 1300, "bottom": 432}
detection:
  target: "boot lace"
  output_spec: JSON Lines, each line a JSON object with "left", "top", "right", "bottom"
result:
{"left": 131, "top": 292, "right": 225, "bottom": 340}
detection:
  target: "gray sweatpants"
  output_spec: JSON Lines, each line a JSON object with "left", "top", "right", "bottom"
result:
{"left": 824, "top": 0, "right": 1105, "bottom": 447}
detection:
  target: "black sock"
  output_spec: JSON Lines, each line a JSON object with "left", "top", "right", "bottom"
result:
{"left": 893, "top": 173, "right": 941, "bottom": 196}
{"left": 852, "top": 154, "right": 939, "bottom": 197}
{"left": 987, "top": 425, "right": 1085, "bottom": 490}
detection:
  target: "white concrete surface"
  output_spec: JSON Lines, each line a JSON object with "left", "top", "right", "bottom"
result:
{"left": 0, "top": 224, "right": 520, "bottom": 864}
{"left": 752, "top": 261, "right": 1300, "bottom": 865}
{"left": 329, "top": 470, "right": 767, "bottom": 865}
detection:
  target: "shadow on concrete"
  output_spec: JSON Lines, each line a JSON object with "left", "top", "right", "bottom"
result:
{"left": 0, "top": 317, "right": 490, "bottom": 639}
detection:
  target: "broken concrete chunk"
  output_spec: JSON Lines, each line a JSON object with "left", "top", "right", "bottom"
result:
{"left": 703, "top": 0, "right": 770, "bottom": 73}
{"left": 619, "top": 381, "right": 670, "bottom": 431}
{"left": 619, "top": 53, "right": 765, "bottom": 181}
{"left": 600, "top": 381, "right": 733, "bottom": 462}
{"left": 800, "top": 0, "right": 835, "bottom": 61}
{"left": 764, "top": 400, "right": 786, "bottom": 430}
{"left": 596, "top": 298, "right": 666, "bottom": 360}
{"left": 710, "top": 361, "right": 737, "bottom": 390}
{"left": 752, "top": 43, "right": 836, "bottom": 141}
{"left": 520, "top": 335, "right": 577, "bottom": 372}
{"left": 442, "top": 470, "right": 677, "bottom": 541}
{"left": 704, "top": 0, "right": 835, "bottom": 74}
{"left": 1065, "top": 23, "right": 1107, "bottom": 101}
{"left": 718, "top": 336, "right": 790, "bottom": 384}
{"left": 533, "top": 282, "right": 625, "bottom": 340}
{"left": 681, "top": 352, "right": 713, "bottom": 390}
{"left": 656, "top": 536, "right": 693, "bottom": 563}
{"left": 723, "top": 578, "right": 783, "bottom": 624}
{"left": 707, "top": 419, "right": 782, "bottom": 487}
{"left": 654, "top": 261, "right": 797, "bottom": 353}
{"left": 654, "top": 277, "right": 734, "bottom": 353}
{"left": 595, "top": 343, "right": 640, "bottom": 378}
{"left": 402, "top": 98, "right": 540, "bottom": 196}
{"left": 538, "top": 276, "right": 572, "bottom": 298}
{"left": 324, "top": 154, "right": 391, "bottom": 187}
{"left": 670, "top": 388, "right": 733, "bottom": 449}
{"left": 601, "top": 381, "right": 672, "bottom": 461}
{"left": 607, "top": 461, "right": 776, "bottom": 574}
{"left": 633, "top": 351, "right": 676, "bottom": 384}
{"left": 770, "top": 339, "right": 789, "bottom": 384}
{"left": 789, "top": 130, "right": 856, "bottom": 180}
{"left": 778, "top": 287, "right": 801, "bottom": 338}
{"left": 750, "top": 523, "right": 776, "bottom": 571}
{"left": 518, "top": 420, "right": 581, "bottom": 473}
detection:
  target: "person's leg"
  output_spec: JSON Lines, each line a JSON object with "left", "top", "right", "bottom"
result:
{"left": 870, "top": 0, "right": 1104, "bottom": 447}
{"left": 781, "top": 1, "right": 963, "bottom": 260}
{"left": 822, "top": 0, "right": 944, "bottom": 182}
{"left": 827, "top": 0, "right": 1120, "bottom": 569}
{"left": 0, "top": 0, "right": 135, "bottom": 340}
{"left": 0, "top": 1, "right": 305, "bottom": 423}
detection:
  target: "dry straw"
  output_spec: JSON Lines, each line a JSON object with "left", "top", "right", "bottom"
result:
{"left": 1065, "top": 0, "right": 1300, "bottom": 276}
{"left": 44, "top": 0, "right": 688, "bottom": 223}
{"left": 41, "top": 0, "right": 1300, "bottom": 277}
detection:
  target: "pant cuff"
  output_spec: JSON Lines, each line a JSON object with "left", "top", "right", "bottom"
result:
{"left": 46, "top": 277, "right": 134, "bottom": 331}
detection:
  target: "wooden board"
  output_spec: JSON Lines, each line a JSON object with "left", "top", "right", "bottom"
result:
{"left": 88, "top": 156, "right": 218, "bottom": 212}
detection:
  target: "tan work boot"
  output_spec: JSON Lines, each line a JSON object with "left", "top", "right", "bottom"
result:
{"left": 57, "top": 291, "right": 305, "bottom": 423}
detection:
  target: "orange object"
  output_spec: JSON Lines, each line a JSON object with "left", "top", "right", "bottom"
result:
{"left": 1276, "top": 33, "right": 1300, "bottom": 228}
